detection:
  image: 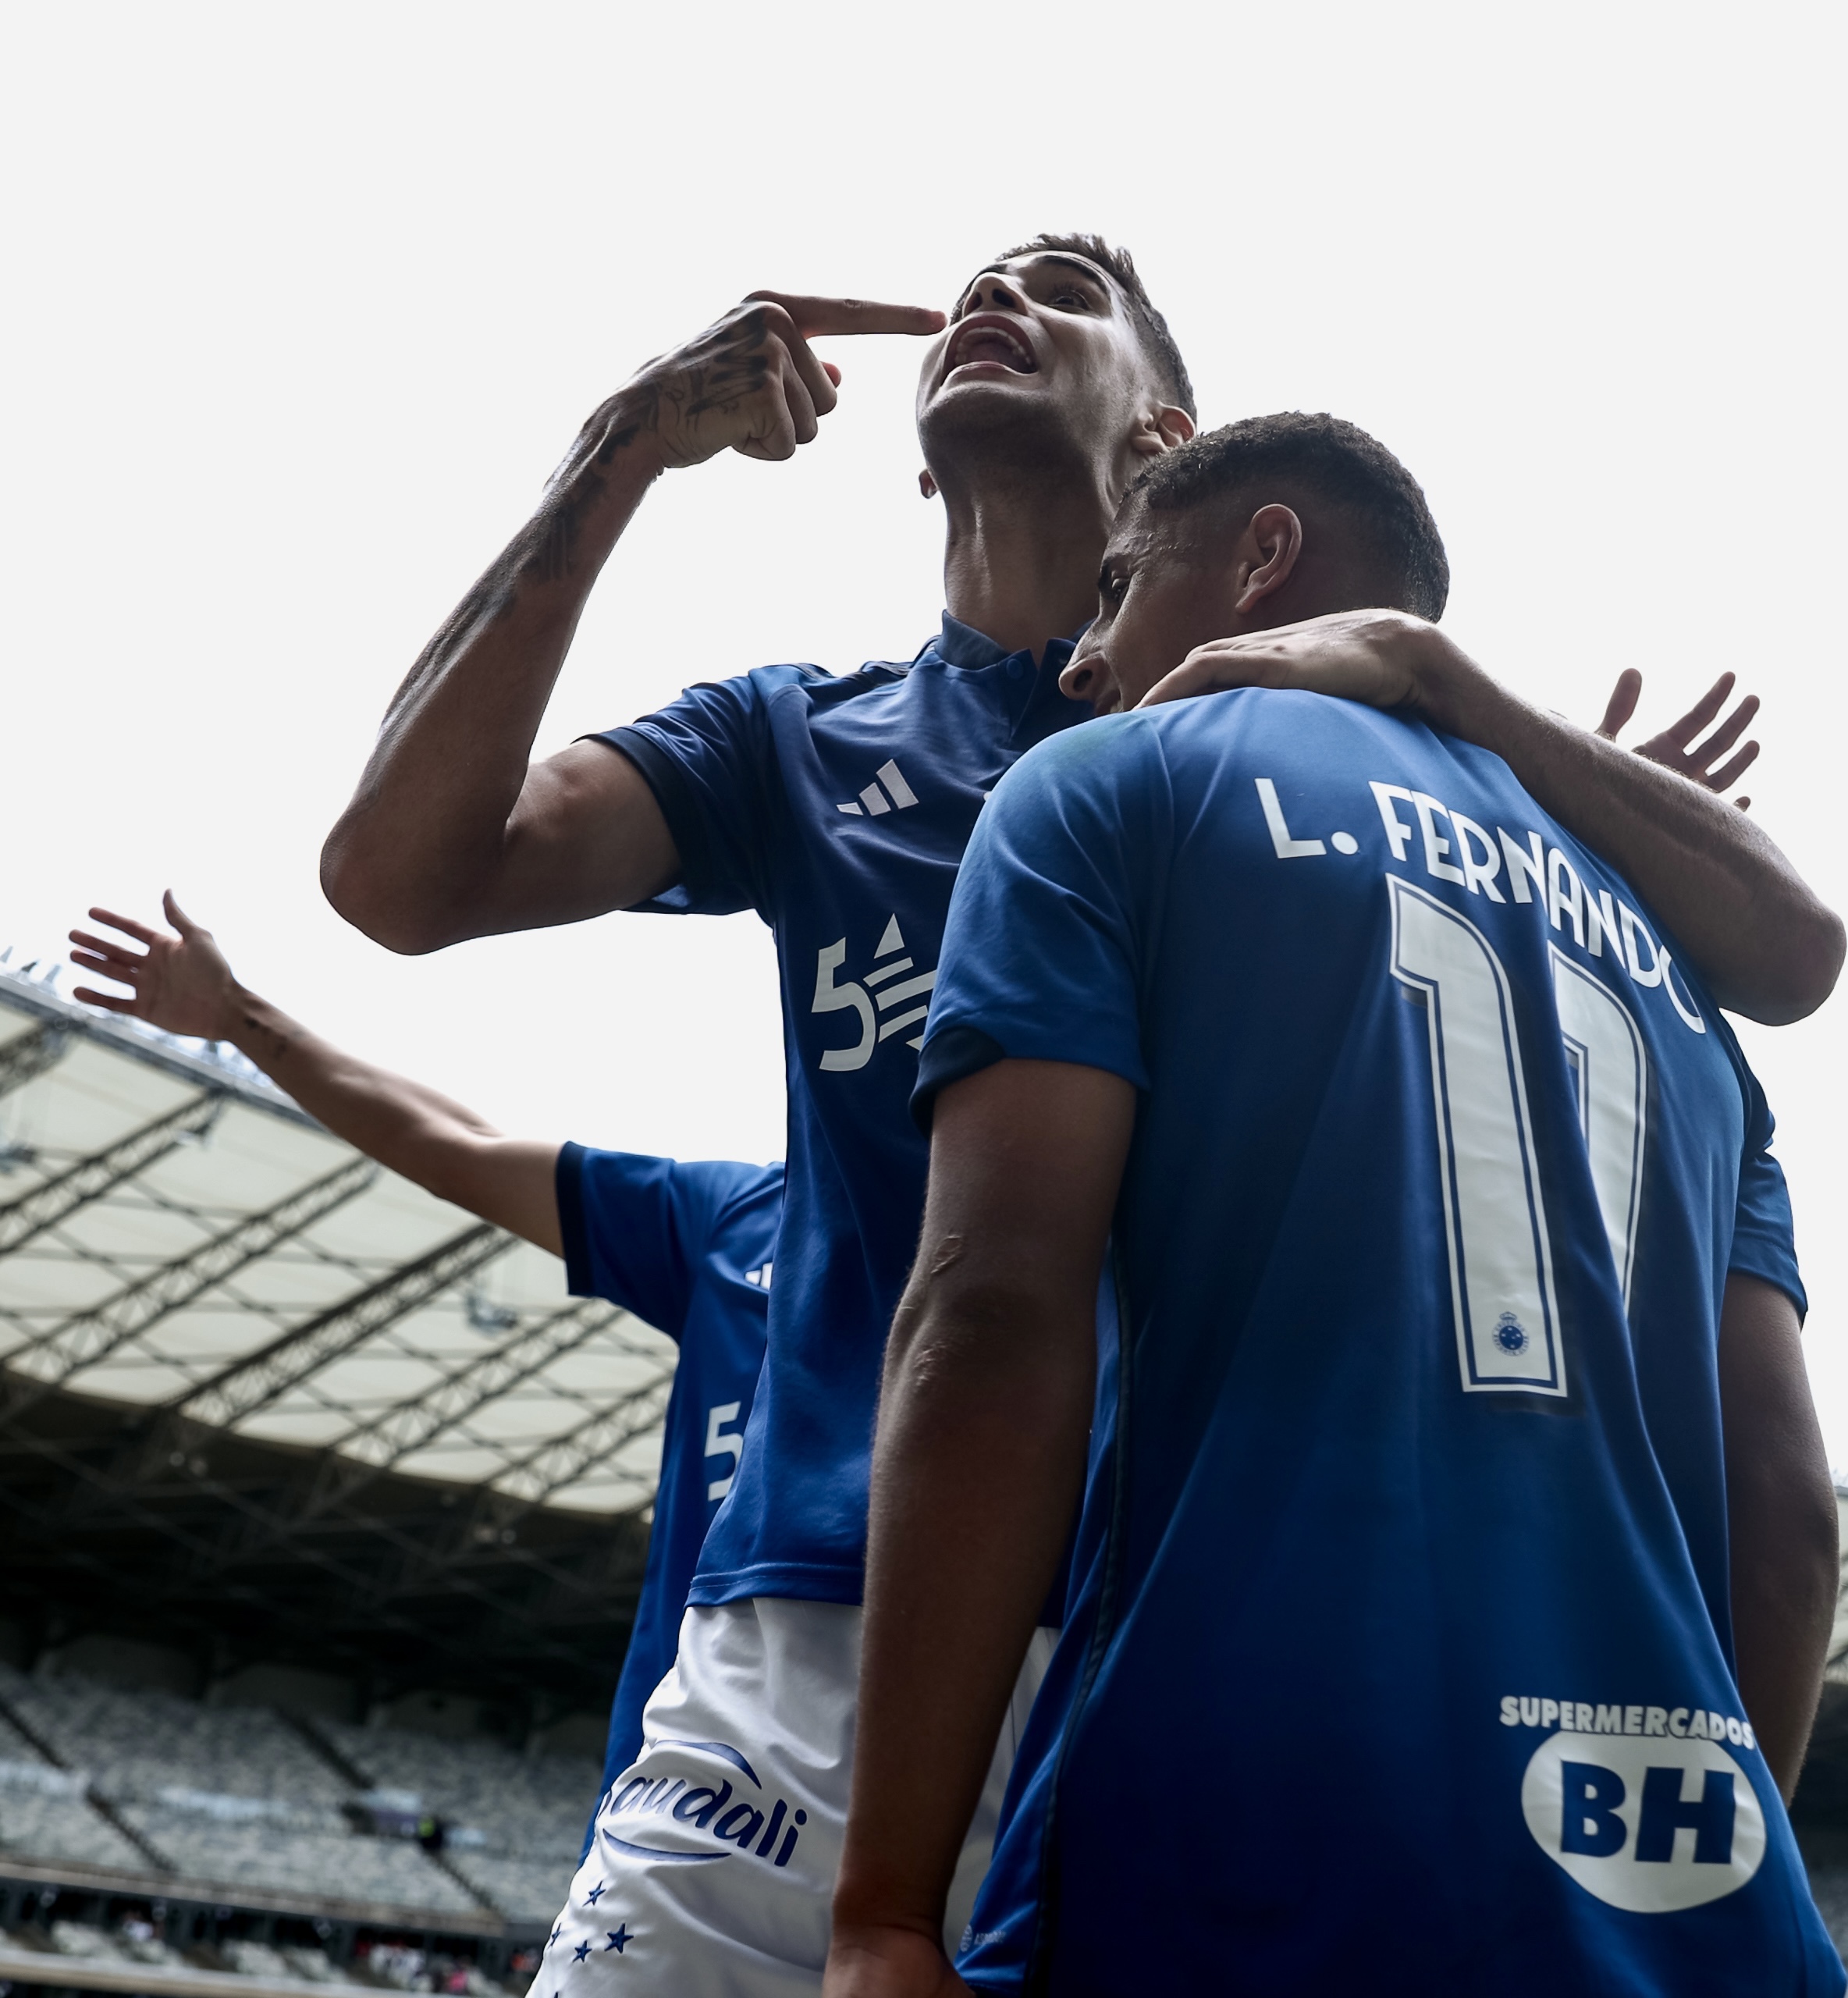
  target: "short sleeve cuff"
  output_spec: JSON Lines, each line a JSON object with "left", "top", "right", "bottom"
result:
{"left": 1729, "top": 1238, "right": 1808, "bottom": 1322}
{"left": 912, "top": 1015, "right": 1148, "bottom": 1132}
{"left": 912, "top": 1025, "right": 1009, "bottom": 1130}
{"left": 555, "top": 1141, "right": 593, "bottom": 1297}
{"left": 593, "top": 727, "right": 727, "bottom": 912}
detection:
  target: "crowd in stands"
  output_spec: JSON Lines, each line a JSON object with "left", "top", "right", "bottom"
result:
{"left": 0, "top": 1663, "right": 598, "bottom": 1931}
{"left": 6, "top": 1916, "right": 517, "bottom": 1993}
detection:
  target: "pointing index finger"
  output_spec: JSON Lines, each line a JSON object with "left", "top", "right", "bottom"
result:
{"left": 747, "top": 292, "right": 947, "bottom": 338}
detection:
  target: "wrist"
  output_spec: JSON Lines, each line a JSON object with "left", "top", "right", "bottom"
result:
{"left": 583, "top": 379, "right": 676, "bottom": 485}
{"left": 224, "top": 984, "right": 290, "bottom": 1063}
{"left": 832, "top": 1875, "right": 946, "bottom": 1946}
{"left": 1406, "top": 627, "right": 1509, "bottom": 743}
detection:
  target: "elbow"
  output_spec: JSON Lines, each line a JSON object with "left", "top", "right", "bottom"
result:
{"left": 887, "top": 1266, "right": 1093, "bottom": 1404}
{"left": 1729, "top": 902, "right": 1847, "bottom": 1026}
{"left": 1794, "top": 905, "right": 1848, "bottom": 1019}
{"left": 319, "top": 825, "right": 455, "bottom": 957}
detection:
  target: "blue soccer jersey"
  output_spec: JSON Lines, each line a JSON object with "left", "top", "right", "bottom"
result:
{"left": 915, "top": 691, "right": 1836, "bottom": 1994}
{"left": 602, "top": 617, "right": 1084, "bottom": 1606}
{"left": 555, "top": 1145, "right": 780, "bottom": 1838}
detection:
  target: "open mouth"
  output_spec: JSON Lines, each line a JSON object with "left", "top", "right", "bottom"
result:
{"left": 943, "top": 314, "right": 1037, "bottom": 379}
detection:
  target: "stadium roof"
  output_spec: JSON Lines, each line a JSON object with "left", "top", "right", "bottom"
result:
{"left": 0, "top": 965, "right": 673, "bottom": 1712}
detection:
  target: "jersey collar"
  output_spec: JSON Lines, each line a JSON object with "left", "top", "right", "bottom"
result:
{"left": 925, "top": 613, "right": 1090, "bottom": 745}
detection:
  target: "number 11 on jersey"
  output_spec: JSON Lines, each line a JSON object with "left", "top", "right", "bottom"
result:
{"left": 1389, "top": 876, "right": 1650, "bottom": 1399}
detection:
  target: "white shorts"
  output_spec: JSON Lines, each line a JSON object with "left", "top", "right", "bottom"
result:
{"left": 529, "top": 1597, "right": 1055, "bottom": 1998}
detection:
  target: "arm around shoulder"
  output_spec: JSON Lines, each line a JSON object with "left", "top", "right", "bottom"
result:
{"left": 1410, "top": 631, "right": 1845, "bottom": 1024}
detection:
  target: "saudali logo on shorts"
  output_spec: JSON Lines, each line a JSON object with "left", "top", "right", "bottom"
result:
{"left": 1502, "top": 1694, "right": 1766, "bottom": 1911}
{"left": 811, "top": 915, "right": 936, "bottom": 1070}
{"left": 599, "top": 1739, "right": 807, "bottom": 1870}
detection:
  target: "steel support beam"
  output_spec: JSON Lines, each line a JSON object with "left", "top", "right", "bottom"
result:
{"left": 489, "top": 1368, "right": 677, "bottom": 1508}
{"left": 340, "top": 1294, "right": 630, "bottom": 1469}
{"left": 0, "top": 1022, "right": 71, "bottom": 1103}
{"left": 179, "top": 1222, "right": 514, "bottom": 1429}
{"left": 1, "top": 1154, "right": 378, "bottom": 1411}
{"left": 0, "top": 1090, "right": 225, "bottom": 1256}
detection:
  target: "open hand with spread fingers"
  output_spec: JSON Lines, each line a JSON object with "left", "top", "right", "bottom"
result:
{"left": 567, "top": 293, "right": 947, "bottom": 478}
{"left": 1596, "top": 668, "right": 1759, "bottom": 809}
{"left": 69, "top": 892, "right": 241, "bottom": 1042}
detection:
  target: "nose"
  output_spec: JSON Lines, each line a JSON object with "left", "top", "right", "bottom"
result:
{"left": 1059, "top": 650, "right": 1103, "bottom": 704}
{"left": 956, "top": 270, "right": 1025, "bottom": 318}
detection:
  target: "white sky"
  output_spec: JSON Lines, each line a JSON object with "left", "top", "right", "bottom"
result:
{"left": 6, "top": 4, "right": 1845, "bottom": 1449}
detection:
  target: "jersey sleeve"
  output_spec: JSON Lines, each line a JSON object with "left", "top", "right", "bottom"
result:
{"left": 556, "top": 1146, "right": 772, "bottom": 1339}
{"left": 1728, "top": 1077, "right": 1807, "bottom": 1320}
{"left": 913, "top": 715, "right": 1171, "bottom": 1122}
{"left": 595, "top": 671, "right": 780, "bottom": 917}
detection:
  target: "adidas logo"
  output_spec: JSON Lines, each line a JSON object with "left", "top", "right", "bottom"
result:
{"left": 837, "top": 759, "right": 919, "bottom": 817}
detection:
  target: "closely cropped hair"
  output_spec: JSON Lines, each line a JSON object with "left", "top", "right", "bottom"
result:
{"left": 995, "top": 232, "right": 1196, "bottom": 420}
{"left": 1134, "top": 412, "right": 1450, "bottom": 620}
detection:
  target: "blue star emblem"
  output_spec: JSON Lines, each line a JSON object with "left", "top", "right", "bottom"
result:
{"left": 572, "top": 1942, "right": 592, "bottom": 1963}
{"left": 604, "top": 1926, "right": 631, "bottom": 1954}
{"left": 585, "top": 1882, "right": 606, "bottom": 1905}
{"left": 549, "top": 1929, "right": 562, "bottom": 1950}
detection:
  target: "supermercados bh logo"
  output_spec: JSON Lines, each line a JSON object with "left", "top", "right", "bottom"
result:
{"left": 1503, "top": 1694, "right": 1767, "bottom": 1911}
{"left": 596, "top": 1739, "right": 808, "bottom": 1871}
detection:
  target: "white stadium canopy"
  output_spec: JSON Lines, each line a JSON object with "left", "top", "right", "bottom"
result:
{"left": 0, "top": 965, "right": 676, "bottom": 1516}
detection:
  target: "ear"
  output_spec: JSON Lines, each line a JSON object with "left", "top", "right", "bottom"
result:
{"left": 919, "top": 468, "right": 939, "bottom": 499}
{"left": 1234, "top": 504, "right": 1304, "bottom": 615}
{"left": 1128, "top": 403, "right": 1196, "bottom": 460}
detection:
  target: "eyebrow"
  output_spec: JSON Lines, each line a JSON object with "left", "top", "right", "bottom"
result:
{"left": 954, "top": 254, "right": 1117, "bottom": 305}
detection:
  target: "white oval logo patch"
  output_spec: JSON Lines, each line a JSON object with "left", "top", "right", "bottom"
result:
{"left": 1522, "top": 1731, "right": 1765, "bottom": 1911}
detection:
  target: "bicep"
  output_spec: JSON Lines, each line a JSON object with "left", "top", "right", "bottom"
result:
{"left": 919, "top": 1060, "right": 1136, "bottom": 1307}
{"left": 1718, "top": 1274, "right": 1828, "bottom": 1495}
{"left": 481, "top": 741, "right": 681, "bottom": 934}
{"left": 419, "top": 1136, "right": 566, "bottom": 1257}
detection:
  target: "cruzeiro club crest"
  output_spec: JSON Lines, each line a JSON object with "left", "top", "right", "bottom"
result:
{"left": 1494, "top": 1311, "right": 1530, "bottom": 1355}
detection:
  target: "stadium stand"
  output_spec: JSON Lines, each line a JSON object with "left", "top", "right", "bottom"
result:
{"left": 316, "top": 1724, "right": 592, "bottom": 1925}
{"left": 0, "top": 966, "right": 652, "bottom": 1992}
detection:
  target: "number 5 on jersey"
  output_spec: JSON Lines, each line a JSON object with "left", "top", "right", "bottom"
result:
{"left": 1389, "top": 876, "right": 1648, "bottom": 1398}
{"left": 705, "top": 1402, "right": 745, "bottom": 1501}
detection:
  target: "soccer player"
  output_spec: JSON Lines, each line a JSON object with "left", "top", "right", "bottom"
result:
{"left": 826, "top": 416, "right": 1841, "bottom": 1995}
{"left": 319, "top": 237, "right": 1841, "bottom": 1992}
{"left": 63, "top": 894, "right": 776, "bottom": 1842}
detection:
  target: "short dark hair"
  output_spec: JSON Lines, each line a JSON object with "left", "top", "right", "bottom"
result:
{"left": 993, "top": 232, "right": 1196, "bottom": 420}
{"left": 1132, "top": 411, "right": 1449, "bottom": 620}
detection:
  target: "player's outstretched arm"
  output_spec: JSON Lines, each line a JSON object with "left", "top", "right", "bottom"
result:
{"left": 1140, "top": 615, "right": 1844, "bottom": 1024}
{"left": 69, "top": 894, "right": 563, "bottom": 1253}
{"left": 824, "top": 1059, "right": 1134, "bottom": 1998}
{"left": 320, "top": 293, "right": 946, "bottom": 957}
{"left": 1718, "top": 1273, "right": 1839, "bottom": 1801}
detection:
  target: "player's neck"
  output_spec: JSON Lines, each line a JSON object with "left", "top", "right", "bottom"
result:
{"left": 937, "top": 468, "right": 1111, "bottom": 663}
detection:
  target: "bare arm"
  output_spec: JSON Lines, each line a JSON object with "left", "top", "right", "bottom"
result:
{"left": 321, "top": 293, "right": 945, "bottom": 955}
{"left": 1718, "top": 1271, "right": 1838, "bottom": 1801}
{"left": 70, "top": 896, "right": 563, "bottom": 1252}
{"left": 825, "top": 1060, "right": 1135, "bottom": 1998}
{"left": 1141, "top": 616, "right": 1845, "bottom": 1024}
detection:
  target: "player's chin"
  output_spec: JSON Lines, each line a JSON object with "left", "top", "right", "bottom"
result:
{"left": 921, "top": 368, "right": 1047, "bottom": 420}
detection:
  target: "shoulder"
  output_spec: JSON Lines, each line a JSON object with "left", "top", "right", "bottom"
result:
{"left": 995, "top": 709, "right": 1169, "bottom": 798}
{"left": 567, "top": 1148, "right": 778, "bottom": 1212}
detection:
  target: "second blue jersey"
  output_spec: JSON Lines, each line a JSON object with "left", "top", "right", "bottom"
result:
{"left": 556, "top": 1145, "right": 780, "bottom": 1832}
{"left": 917, "top": 691, "right": 1835, "bottom": 1994}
